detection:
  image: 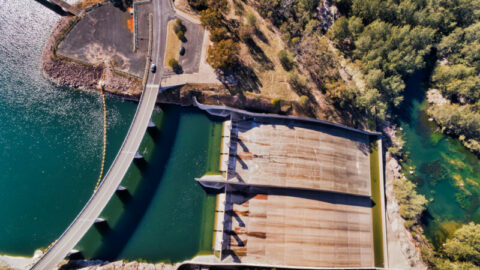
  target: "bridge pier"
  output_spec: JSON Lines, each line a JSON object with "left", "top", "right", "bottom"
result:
{"left": 116, "top": 185, "right": 132, "bottom": 203}
{"left": 134, "top": 151, "right": 143, "bottom": 160}
{"left": 66, "top": 249, "right": 83, "bottom": 260}
{"left": 93, "top": 218, "right": 110, "bottom": 235}
{"left": 148, "top": 119, "right": 156, "bottom": 128}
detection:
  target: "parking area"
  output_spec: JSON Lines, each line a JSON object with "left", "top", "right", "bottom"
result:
{"left": 57, "top": 2, "right": 148, "bottom": 77}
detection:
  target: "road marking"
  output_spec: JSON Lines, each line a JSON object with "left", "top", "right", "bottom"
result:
{"left": 147, "top": 84, "right": 160, "bottom": 89}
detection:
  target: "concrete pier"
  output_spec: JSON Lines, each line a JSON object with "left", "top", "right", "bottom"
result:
{"left": 134, "top": 152, "right": 143, "bottom": 159}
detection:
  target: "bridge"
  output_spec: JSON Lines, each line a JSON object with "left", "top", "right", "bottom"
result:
{"left": 30, "top": 0, "right": 175, "bottom": 269}
{"left": 34, "top": 0, "right": 80, "bottom": 16}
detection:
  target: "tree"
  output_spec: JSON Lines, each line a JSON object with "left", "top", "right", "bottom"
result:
{"left": 444, "top": 223, "right": 480, "bottom": 265}
{"left": 207, "top": 39, "right": 239, "bottom": 69}
{"left": 200, "top": 8, "right": 222, "bottom": 30}
{"left": 210, "top": 27, "right": 228, "bottom": 42}
{"left": 393, "top": 176, "right": 428, "bottom": 228}
{"left": 208, "top": 0, "right": 229, "bottom": 13}
{"left": 331, "top": 16, "right": 352, "bottom": 49}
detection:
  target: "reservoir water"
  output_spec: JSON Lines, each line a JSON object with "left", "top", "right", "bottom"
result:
{"left": 0, "top": 0, "right": 219, "bottom": 261}
{"left": 399, "top": 71, "right": 480, "bottom": 248}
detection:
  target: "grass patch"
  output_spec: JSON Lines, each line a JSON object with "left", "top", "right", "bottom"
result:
{"left": 370, "top": 137, "right": 384, "bottom": 267}
{"left": 163, "top": 20, "right": 182, "bottom": 69}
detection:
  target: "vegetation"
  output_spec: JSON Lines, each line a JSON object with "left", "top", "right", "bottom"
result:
{"left": 173, "top": 18, "right": 187, "bottom": 41}
{"left": 207, "top": 39, "right": 239, "bottom": 70}
{"left": 444, "top": 223, "right": 480, "bottom": 266}
{"left": 277, "top": 49, "right": 294, "bottom": 71}
{"left": 428, "top": 21, "right": 480, "bottom": 154}
{"left": 168, "top": 58, "right": 181, "bottom": 73}
{"left": 393, "top": 176, "right": 427, "bottom": 229}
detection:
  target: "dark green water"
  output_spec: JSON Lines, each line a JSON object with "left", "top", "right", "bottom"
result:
{"left": 398, "top": 71, "right": 480, "bottom": 248}
{"left": 75, "top": 105, "right": 221, "bottom": 263}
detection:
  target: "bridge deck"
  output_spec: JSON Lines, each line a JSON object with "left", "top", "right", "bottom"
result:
{"left": 30, "top": 84, "right": 158, "bottom": 270}
{"left": 29, "top": 0, "right": 172, "bottom": 265}
{"left": 49, "top": 0, "right": 79, "bottom": 16}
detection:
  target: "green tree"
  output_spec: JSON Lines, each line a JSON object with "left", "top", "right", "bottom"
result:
{"left": 444, "top": 223, "right": 480, "bottom": 265}
{"left": 393, "top": 176, "right": 428, "bottom": 228}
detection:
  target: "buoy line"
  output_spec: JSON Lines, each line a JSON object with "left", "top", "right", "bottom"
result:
{"left": 94, "top": 86, "right": 107, "bottom": 192}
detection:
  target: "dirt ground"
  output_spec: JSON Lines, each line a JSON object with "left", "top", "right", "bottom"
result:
{"left": 57, "top": 2, "right": 147, "bottom": 77}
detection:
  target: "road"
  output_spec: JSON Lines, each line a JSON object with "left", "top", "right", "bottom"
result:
{"left": 30, "top": 1, "right": 174, "bottom": 269}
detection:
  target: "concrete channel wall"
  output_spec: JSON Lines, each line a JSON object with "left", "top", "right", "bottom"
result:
{"left": 193, "top": 98, "right": 382, "bottom": 136}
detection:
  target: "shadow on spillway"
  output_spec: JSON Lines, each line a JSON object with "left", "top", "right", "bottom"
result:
{"left": 91, "top": 110, "right": 181, "bottom": 260}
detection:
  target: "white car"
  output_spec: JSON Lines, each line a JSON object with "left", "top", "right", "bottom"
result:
{"left": 150, "top": 64, "right": 156, "bottom": 73}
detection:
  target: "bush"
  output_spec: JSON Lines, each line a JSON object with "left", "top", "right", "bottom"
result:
{"left": 176, "top": 30, "right": 185, "bottom": 41}
{"left": 168, "top": 58, "right": 181, "bottom": 73}
{"left": 173, "top": 19, "right": 186, "bottom": 34}
{"left": 246, "top": 13, "right": 257, "bottom": 27}
{"left": 298, "top": 95, "right": 309, "bottom": 109}
{"left": 277, "top": 49, "right": 294, "bottom": 71}
{"left": 288, "top": 71, "right": 307, "bottom": 93}
{"left": 272, "top": 98, "right": 281, "bottom": 108}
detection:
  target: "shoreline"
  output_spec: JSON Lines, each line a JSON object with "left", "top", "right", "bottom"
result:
{"left": 0, "top": 253, "right": 37, "bottom": 270}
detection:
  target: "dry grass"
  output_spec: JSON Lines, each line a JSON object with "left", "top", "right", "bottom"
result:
{"left": 226, "top": 0, "right": 299, "bottom": 102}
{"left": 163, "top": 20, "right": 182, "bottom": 68}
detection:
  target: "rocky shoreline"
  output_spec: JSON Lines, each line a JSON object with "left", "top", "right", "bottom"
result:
{"left": 42, "top": 15, "right": 142, "bottom": 98}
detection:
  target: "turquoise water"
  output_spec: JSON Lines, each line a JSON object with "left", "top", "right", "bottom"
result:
{"left": 398, "top": 71, "right": 480, "bottom": 248}
{"left": 0, "top": 1, "right": 137, "bottom": 256}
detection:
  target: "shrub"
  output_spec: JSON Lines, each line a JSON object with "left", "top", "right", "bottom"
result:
{"left": 173, "top": 19, "right": 186, "bottom": 34}
{"left": 288, "top": 71, "right": 307, "bottom": 92}
{"left": 168, "top": 58, "right": 181, "bottom": 73}
{"left": 246, "top": 13, "right": 257, "bottom": 27}
{"left": 272, "top": 98, "right": 281, "bottom": 108}
{"left": 298, "top": 95, "right": 309, "bottom": 109}
{"left": 277, "top": 49, "right": 294, "bottom": 71}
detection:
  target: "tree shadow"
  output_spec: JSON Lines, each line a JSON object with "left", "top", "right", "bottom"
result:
{"left": 254, "top": 28, "right": 269, "bottom": 45}
{"left": 221, "top": 64, "right": 262, "bottom": 94}
{"left": 245, "top": 39, "right": 273, "bottom": 70}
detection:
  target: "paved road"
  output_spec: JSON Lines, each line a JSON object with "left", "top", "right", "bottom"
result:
{"left": 30, "top": 1, "right": 174, "bottom": 269}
